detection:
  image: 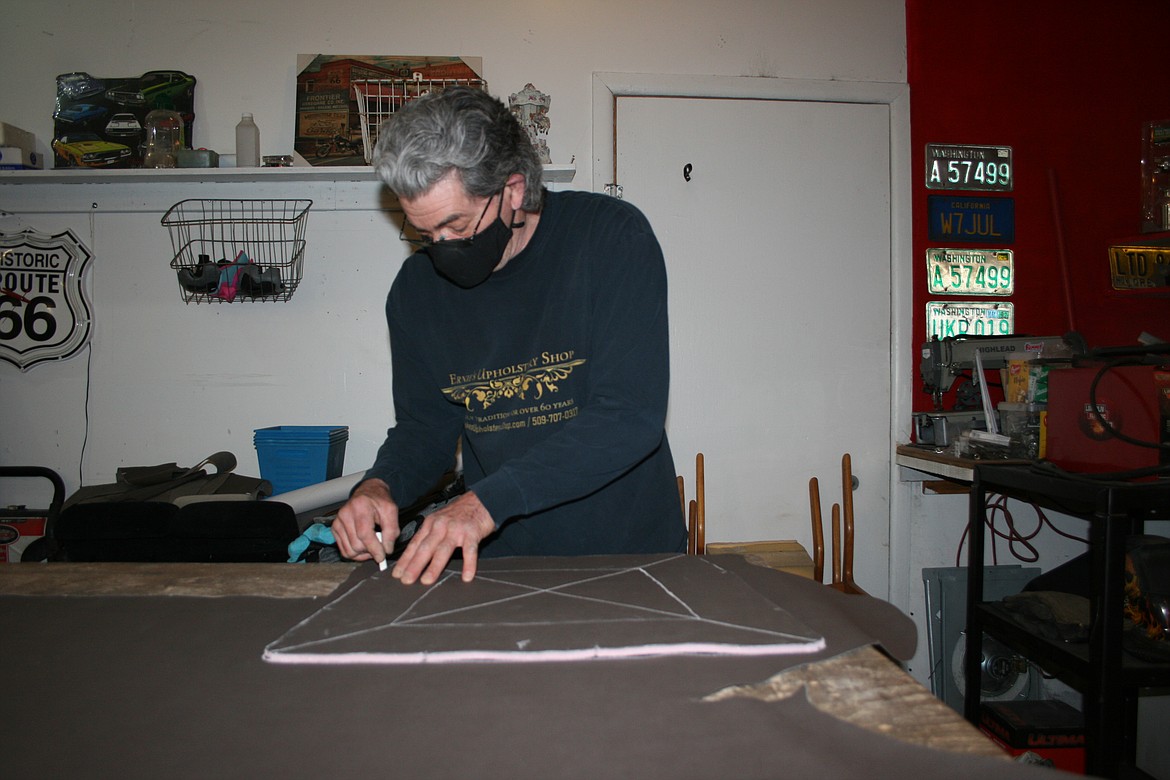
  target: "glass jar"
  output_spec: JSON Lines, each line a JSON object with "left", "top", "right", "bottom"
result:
{"left": 142, "top": 108, "right": 184, "bottom": 168}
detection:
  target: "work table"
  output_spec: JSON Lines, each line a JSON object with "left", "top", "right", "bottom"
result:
{"left": 1, "top": 557, "right": 1014, "bottom": 778}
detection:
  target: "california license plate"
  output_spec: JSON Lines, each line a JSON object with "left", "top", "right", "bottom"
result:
{"left": 1108, "top": 244, "right": 1170, "bottom": 289}
{"left": 927, "top": 196, "right": 1015, "bottom": 243}
{"left": 927, "top": 248, "right": 1014, "bottom": 295}
{"left": 925, "top": 301, "right": 1015, "bottom": 340}
{"left": 925, "top": 143, "right": 1013, "bottom": 191}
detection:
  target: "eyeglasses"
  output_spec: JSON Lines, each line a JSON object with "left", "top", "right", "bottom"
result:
{"left": 399, "top": 191, "right": 499, "bottom": 250}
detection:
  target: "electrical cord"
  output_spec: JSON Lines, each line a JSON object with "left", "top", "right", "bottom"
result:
{"left": 956, "top": 492, "right": 1088, "bottom": 568}
{"left": 1086, "top": 358, "right": 1170, "bottom": 451}
{"left": 78, "top": 212, "right": 96, "bottom": 488}
{"left": 79, "top": 340, "right": 92, "bottom": 487}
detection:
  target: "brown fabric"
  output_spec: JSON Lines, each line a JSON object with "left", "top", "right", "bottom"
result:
{"left": 264, "top": 555, "right": 824, "bottom": 662}
{"left": 722, "top": 553, "right": 919, "bottom": 662}
{"left": 1, "top": 556, "right": 1067, "bottom": 779}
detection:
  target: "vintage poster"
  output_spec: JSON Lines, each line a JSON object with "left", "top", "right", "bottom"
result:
{"left": 52, "top": 70, "right": 196, "bottom": 169}
{"left": 295, "top": 55, "right": 485, "bottom": 166}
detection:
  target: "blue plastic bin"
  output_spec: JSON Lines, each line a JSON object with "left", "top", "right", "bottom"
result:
{"left": 253, "top": 426, "right": 348, "bottom": 495}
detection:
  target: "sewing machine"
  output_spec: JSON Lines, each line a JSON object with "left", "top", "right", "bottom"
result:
{"left": 920, "top": 333, "right": 1082, "bottom": 410}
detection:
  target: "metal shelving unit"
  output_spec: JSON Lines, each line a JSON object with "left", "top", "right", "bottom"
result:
{"left": 965, "top": 463, "right": 1170, "bottom": 778}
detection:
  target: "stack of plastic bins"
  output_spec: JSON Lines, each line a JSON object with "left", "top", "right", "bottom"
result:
{"left": 253, "top": 426, "right": 348, "bottom": 495}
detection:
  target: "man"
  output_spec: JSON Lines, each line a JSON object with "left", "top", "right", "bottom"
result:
{"left": 331, "top": 86, "right": 685, "bottom": 585}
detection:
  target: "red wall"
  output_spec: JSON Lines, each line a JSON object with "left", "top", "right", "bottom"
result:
{"left": 907, "top": 0, "right": 1170, "bottom": 412}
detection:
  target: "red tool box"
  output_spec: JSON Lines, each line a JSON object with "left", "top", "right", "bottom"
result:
{"left": 1044, "top": 364, "right": 1170, "bottom": 474}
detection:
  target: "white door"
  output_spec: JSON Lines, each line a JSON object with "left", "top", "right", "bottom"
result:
{"left": 616, "top": 96, "right": 892, "bottom": 591}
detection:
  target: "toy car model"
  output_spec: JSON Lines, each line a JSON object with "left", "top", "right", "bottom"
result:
{"left": 54, "top": 103, "right": 108, "bottom": 125}
{"left": 52, "top": 132, "right": 132, "bottom": 167}
{"left": 104, "top": 81, "right": 146, "bottom": 107}
{"left": 139, "top": 70, "right": 196, "bottom": 108}
{"left": 105, "top": 113, "right": 143, "bottom": 137}
{"left": 56, "top": 72, "right": 104, "bottom": 100}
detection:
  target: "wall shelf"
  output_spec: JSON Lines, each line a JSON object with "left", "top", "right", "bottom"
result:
{"left": 0, "top": 163, "right": 577, "bottom": 186}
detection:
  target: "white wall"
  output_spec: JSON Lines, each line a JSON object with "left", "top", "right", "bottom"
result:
{"left": 0, "top": 0, "right": 906, "bottom": 492}
{"left": 0, "top": 0, "right": 907, "bottom": 178}
{"left": 1, "top": 178, "right": 405, "bottom": 486}
{"left": 1, "top": 0, "right": 920, "bottom": 639}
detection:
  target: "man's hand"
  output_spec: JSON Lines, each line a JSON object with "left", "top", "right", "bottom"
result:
{"left": 392, "top": 492, "right": 495, "bottom": 585}
{"left": 332, "top": 479, "right": 399, "bottom": 569}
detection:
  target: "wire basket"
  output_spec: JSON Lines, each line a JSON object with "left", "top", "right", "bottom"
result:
{"left": 352, "top": 75, "right": 488, "bottom": 164}
{"left": 162, "top": 199, "right": 312, "bottom": 304}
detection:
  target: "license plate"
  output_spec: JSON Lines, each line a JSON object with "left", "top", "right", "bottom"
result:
{"left": 927, "top": 248, "right": 1014, "bottom": 295}
{"left": 925, "top": 301, "right": 1014, "bottom": 340}
{"left": 925, "top": 143, "right": 1013, "bottom": 191}
{"left": 928, "top": 195, "right": 1015, "bottom": 243}
{"left": 1108, "top": 244, "right": 1170, "bottom": 289}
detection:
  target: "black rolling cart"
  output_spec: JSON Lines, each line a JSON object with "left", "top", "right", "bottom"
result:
{"left": 964, "top": 463, "right": 1170, "bottom": 778}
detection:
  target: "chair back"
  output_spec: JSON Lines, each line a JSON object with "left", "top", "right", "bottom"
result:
{"left": 808, "top": 453, "right": 866, "bottom": 595}
{"left": 678, "top": 452, "right": 705, "bottom": 554}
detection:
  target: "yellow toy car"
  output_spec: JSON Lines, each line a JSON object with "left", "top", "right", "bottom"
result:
{"left": 52, "top": 132, "right": 132, "bottom": 167}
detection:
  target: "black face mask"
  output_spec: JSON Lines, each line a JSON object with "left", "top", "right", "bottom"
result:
{"left": 423, "top": 193, "right": 516, "bottom": 289}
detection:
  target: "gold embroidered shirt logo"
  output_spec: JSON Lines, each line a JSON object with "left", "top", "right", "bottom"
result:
{"left": 444, "top": 358, "right": 586, "bottom": 410}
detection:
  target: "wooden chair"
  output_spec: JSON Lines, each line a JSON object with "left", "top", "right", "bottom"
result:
{"left": 680, "top": 453, "right": 816, "bottom": 577}
{"left": 677, "top": 452, "right": 705, "bottom": 555}
{"left": 808, "top": 453, "right": 866, "bottom": 595}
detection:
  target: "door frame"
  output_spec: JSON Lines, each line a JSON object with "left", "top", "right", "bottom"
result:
{"left": 591, "top": 72, "right": 914, "bottom": 606}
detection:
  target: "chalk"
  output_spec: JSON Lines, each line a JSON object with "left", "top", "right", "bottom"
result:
{"left": 375, "top": 531, "right": 387, "bottom": 572}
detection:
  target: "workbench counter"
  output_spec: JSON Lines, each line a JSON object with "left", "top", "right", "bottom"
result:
{"left": 1, "top": 556, "right": 1029, "bottom": 779}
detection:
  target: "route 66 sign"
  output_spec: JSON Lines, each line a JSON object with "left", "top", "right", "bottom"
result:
{"left": 0, "top": 229, "right": 93, "bottom": 371}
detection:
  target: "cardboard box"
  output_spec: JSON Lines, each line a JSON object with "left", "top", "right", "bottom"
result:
{"left": 0, "top": 122, "right": 36, "bottom": 154}
{"left": 0, "top": 515, "right": 48, "bottom": 563}
{"left": 0, "top": 146, "right": 43, "bottom": 169}
{"left": 980, "top": 700, "right": 1085, "bottom": 774}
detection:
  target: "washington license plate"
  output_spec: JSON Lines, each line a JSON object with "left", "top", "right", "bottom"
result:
{"left": 926, "top": 301, "right": 1015, "bottom": 340}
{"left": 926, "top": 248, "right": 1013, "bottom": 295}
{"left": 925, "top": 144, "right": 1013, "bottom": 191}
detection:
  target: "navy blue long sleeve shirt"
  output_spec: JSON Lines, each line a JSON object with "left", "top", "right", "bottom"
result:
{"left": 366, "top": 189, "right": 686, "bottom": 557}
